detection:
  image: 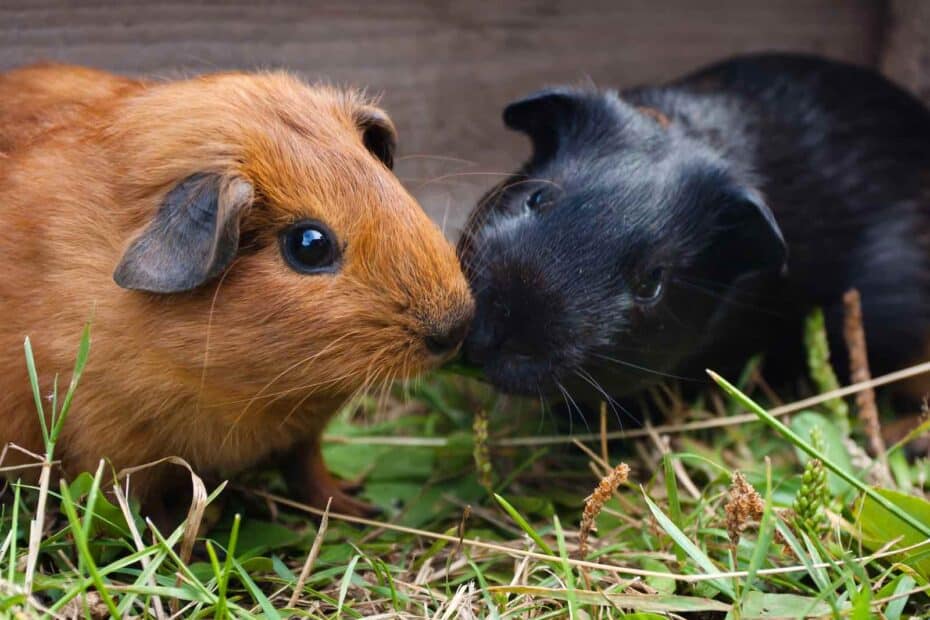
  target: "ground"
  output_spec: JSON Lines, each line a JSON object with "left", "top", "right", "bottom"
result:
{"left": 1, "top": 315, "right": 929, "bottom": 619}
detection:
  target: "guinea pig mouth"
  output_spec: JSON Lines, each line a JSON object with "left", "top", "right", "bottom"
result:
{"left": 482, "top": 354, "right": 564, "bottom": 397}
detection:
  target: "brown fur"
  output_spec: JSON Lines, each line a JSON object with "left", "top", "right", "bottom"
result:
{"left": 0, "top": 63, "right": 473, "bottom": 515}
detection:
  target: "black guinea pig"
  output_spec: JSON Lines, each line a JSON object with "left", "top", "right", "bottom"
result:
{"left": 458, "top": 53, "right": 930, "bottom": 406}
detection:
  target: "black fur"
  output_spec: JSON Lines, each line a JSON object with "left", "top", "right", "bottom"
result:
{"left": 459, "top": 53, "right": 930, "bottom": 402}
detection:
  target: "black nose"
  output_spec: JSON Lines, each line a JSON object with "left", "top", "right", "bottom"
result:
{"left": 425, "top": 318, "right": 470, "bottom": 355}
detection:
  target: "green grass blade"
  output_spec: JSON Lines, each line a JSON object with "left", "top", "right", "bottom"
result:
{"left": 52, "top": 323, "right": 91, "bottom": 442}
{"left": 708, "top": 370, "right": 930, "bottom": 539}
{"left": 493, "top": 493, "right": 554, "bottom": 556}
{"left": 218, "top": 512, "right": 240, "bottom": 618}
{"left": 114, "top": 547, "right": 171, "bottom": 618}
{"left": 336, "top": 554, "right": 361, "bottom": 618}
{"left": 230, "top": 555, "right": 282, "bottom": 620}
{"left": 884, "top": 574, "right": 916, "bottom": 620}
{"left": 59, "top": 479, "right": 121, "bottom": 618}
{"left": 741, "top": 461, "right": 775, "bottom": 602}
{"left": 7, "top": 482, "right": 21, "bottom": 584}
{"left": 23, "top": 337, "right": 49, "bottom": 445}
{"left": 553, "top": 515, "right": 579, "bottom": 618}
{"left": 204, "top": 541, "right": 226, "bottom": 619}
{"left": 642, "top": 491, "right": 735, "bottom": 600}
{"left": 81, "top": 460, "right": 106, "bottom": 544}
{"left": 773, "top": 520, "right": 831, "bottom": 597}
{"left": 465, "top": 557, "right": 500, "bottom": 619}
{"left": 662, "top": 454, "right": 685, "bottom": 562}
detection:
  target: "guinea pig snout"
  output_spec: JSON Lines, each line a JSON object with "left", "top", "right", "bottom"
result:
{"left": 463, "top": 261, "right": 575, "bottom": 394}
{"left": 424, "top": 316, "right": 470, "bottom": 355}
{"left": 416, "top": 289, "right": 474, "bottom": 359}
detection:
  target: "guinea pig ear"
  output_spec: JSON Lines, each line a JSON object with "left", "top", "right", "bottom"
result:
{"left": 113, "top": 173, "right": 253, "bottom": 294}
{"left": 503, "top": 88, "right": 584, "bottom": 159}
{"left": 355, "top": 106, "right": 397, "bottom": 169}
{"left": 719, "top": 189, "right": 788, "bottom": 277}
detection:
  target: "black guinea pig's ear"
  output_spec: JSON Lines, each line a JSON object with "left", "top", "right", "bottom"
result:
{"left": 355, "top": 106, "right": 397, "bottom": 169}
{"left": 113, "top": 173, "right": 254, "bottom": 294}
{"left": 503, "top": 88, "right": 584, "bottom": 159}
{"left": 719, "top": 189, "right": 788, "bottom": 277}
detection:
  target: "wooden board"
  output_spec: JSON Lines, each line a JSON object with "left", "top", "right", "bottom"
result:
{"left": 882, "top": 0, "right": 930, "bottom": 105}
{"left": 0, "top": 0, "right": 885, "bottom": 234}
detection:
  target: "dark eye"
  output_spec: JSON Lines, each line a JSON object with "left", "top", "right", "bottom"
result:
{"left": 524, "top": 188, "right": 546, "bottom": 211}
{"left": 634, "top": 267, "right": 665, "bottom": 303}
{"left": 280, "top": 221, "right": 339, "bottom": 274}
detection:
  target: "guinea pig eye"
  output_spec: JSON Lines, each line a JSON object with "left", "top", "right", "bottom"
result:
{"left": 524, "top": 188, "right": 546, "bottom": 212}
{"left": 633, "top": 267, "right": 665, "bottom": 303}
{"left": 280, "top": 221, "right": 339, "bottom": 274}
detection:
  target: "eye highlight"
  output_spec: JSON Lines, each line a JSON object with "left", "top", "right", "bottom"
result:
{"left": 280, "top": 221, "right": 339, "bottom": 274}
{"left": 633, "top": 266, "right": 666, "bottom": 303}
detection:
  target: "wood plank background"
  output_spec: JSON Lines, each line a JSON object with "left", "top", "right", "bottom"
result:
{"left": 0, "top": 1, "right": 906, "bottom": 235}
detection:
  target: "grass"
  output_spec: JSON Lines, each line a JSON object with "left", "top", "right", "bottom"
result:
{"left": 1, "top": 316, "right": 930, "bottom": 618}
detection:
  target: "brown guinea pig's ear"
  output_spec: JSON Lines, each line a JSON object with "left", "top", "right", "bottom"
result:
{"left": 113, "top": 173, "right": 253, "bottom": 294}
{"left": 355, "top": 106, "right": 397, "bottom": 169}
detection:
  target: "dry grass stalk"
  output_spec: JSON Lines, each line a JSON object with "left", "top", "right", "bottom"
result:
{"left": 578, "top": 462, "right": 630, "bottom": 559}
{"left": 117, "top": 456, "right": 208, "bottom": 568}
{"left": 288, "top": 497, "right": 331, "bottom": 608}
{"left": 117, "top": 456, "right": 210, "bottom": 615}
{"left": 329, "top": 359, "right": 930, "bottom": 450}
{"left": 254, "top": 488, "right": 930, "bottom": 583}
{"left": 498, "top": 359, "right": 930, "bottom": 447}
{"left": 24, "top": 447, "right": 54, "bottom": 594}
{"left": 843, "top": 289, "right": 887, "bottom": 461}
{"left": 725, "top": 472, "right": 764, "bottom": 546}
{"left": 113, "top": 481, "right": 166, "bottom": 620}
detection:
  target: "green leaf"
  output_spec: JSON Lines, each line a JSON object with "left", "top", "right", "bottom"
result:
{"left": 641, "top": 558, "right": 675, "bottom": 595}
{"left": 884, "top": 574, "right": 916, "bottom": 620}
{"left": 856, "top": 487, "right": 930, "bottom": 579}
{"left": 487, "top": 586, "right": 731, "bottom": 613}
{"left": 708, "top": 370, "right": 930, "bottom": 541}
{"left": 65, "top": 472, "right": 134, "bottom": 540}
{"left": 740, "top": 592, "right": 839, "bottom": 618}
{"left": 272, "top": 554, "right": 296, "bottom": 582}
{"left": 214, "top": 519, "right": 303, "bottom": 557}
{"left": 790, "top": 411, "right": 856, "bottom": 498}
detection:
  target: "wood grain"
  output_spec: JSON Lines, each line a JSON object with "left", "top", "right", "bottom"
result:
{"left": 882, "top": 0, "right": 930, "bottom": 105}
{"left": 0, "top": 0, "right": 885, "bottom": 233}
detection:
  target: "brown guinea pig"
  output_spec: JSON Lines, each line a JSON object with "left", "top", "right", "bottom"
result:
{"left": 0, "top": 63, "right": 473, "bottom": 517}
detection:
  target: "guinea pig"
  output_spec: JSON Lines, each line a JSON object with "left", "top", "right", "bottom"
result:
{"left": 459, "top": 53, "right": 930, "bottom": 411}
{"left": 0, "top": 63, "right": 473, "bottom": 517}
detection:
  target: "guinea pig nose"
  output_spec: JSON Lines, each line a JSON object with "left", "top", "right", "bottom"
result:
{"left": 424, "top": 318, "right": 470, "bottom": 355}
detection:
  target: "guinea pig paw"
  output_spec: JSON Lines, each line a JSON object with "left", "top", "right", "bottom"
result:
{"left": 302, "top": 475, "right": 381, "bottom": 519}
{"left": 287, "top": 445, "right": 381, "bottom": 519}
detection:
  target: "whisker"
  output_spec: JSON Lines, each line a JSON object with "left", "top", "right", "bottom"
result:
{"left": 574, "top": 367, "right": 642, "bottom": 428}
{"left": 672, "top": 277, "right": 789, "bottom": 318}
{"left": 556, "top": 380, "right": 590, "bottom": 434}
{"left": 394, "top": 153, "right": 479, "bottom": 165}
{"left": 589, "top": 352, "right": 702, "bottom": 383}
{"left": 196, "top": 258, "right": 239, "bottom": 412}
